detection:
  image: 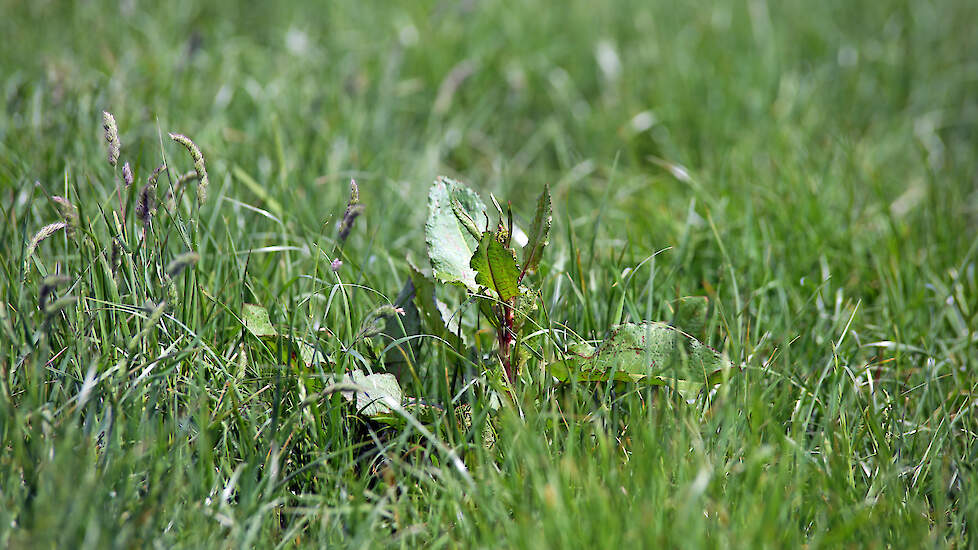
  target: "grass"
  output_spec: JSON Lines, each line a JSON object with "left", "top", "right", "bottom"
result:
{"left": 1, "top": 0, "right": 976, "bottom": 547}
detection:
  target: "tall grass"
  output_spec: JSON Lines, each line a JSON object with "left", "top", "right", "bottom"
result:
{"left": 0, "top": 0, "right": 975, "bottom": 547}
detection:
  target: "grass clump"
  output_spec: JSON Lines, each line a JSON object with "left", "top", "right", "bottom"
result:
{"left": 0, "top": 0, "right": 976, "bottom": 548}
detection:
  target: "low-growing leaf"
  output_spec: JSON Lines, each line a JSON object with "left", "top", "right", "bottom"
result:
{"left": 548, "top": 321, "right": 734, "bottom": 391}
{"left": 241, "top": 303, "right": 328, "bottom": 367}
{"left": 425, "top": 177, "right": 488, "bottom": 291}
{"left": 242, "top": 303, "right": 277, "bottom": 338}
{"left": 522, "top": 183, "right": 551, "bottom": 277}
{"left": 380, "top": 278, "right": 422, "bottom": 374}
{"left": 341, "top": 369, "right": 402, "bottom": 420}
{"left": 670, "top": 296, "right": 709, "bottom": 339}
{"left": 470, "top": 232, "right": 520, "bottom": 301}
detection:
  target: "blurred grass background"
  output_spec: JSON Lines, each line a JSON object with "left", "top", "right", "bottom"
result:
{"left": 1, "top": 0, "right": 976, "bottom": 547}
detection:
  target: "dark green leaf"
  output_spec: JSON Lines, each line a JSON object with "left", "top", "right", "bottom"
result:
{"left": 380, "top": 278, "right": 422, "bottom": 374}
{"left": 407, "top": 259, "right": 464, "bottom": 349}
{"left": 522, "top": 183, "right": 552, "bottom": 276}
{"left": 470, "top": 232, "right": 520, "bottom": 301}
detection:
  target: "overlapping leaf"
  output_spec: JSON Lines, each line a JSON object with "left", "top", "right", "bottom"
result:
{"left": 341, "top": 369, "right": 402, "bottom": 420}
{"left": 425, "top": 177, "right": 488, "bottom": 291}
{"left": 407, "top": 260, "right": 465, "bottom": 349}
{"left": 548, "top": 321, "right": 734, "bottom": 391}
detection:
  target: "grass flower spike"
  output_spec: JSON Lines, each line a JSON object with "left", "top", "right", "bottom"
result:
{"left": 168, "top": 133, "right": 209, "bottom": 205}
{"left": 102, "top": 111, "right": 120, "bottom": 166}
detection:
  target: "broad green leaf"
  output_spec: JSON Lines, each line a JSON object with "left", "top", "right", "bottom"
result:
{"left": 670, "top": 296, "right": 709, "bottom": 339}
{"left": 341, "top": 369, "right": 402, "bottom": 421}
{"left": 522, "top": 183, "right": 552, "bottom": 276}
{"left": 425, "top": 177, "right": 488, "bottom": 291}
{"left": 548, "top": 322, "right": 734, "bottom": 390}
{"left": 470, "top": 232, "right": 520, "bottom": 301}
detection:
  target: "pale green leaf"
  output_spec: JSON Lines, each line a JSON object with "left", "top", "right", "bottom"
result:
{"left": 241, "top": 303, "right": 328, "bottom": 367}
{"left": 341, "top": 369, "right": 402, "bottom": 419}
{"left": 425, "top": 177, "right": 488, "bottom": 291}
{"left": 242, "top": 303, "right": 277, "bottom": 338}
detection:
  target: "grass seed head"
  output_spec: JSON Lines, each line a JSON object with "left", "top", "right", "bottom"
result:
{"left": 39, "top": 274, "right": 71, "bottom": 311}
{"left": 122, "top": 162, "right": 133, "bottom": 187}
{"left": 50, "top": 195, "right": 78, "bottom": 233}
{"left": 168, "top": 133, "right": 209, "bottom": 205}
{"left": 165, "top": 171, "right": 201, "bottom": 213}
{"left": 24, "top": 222, "right": 68, "bottom": 279}
{"left": 337, "top": 179, "right": 364, "bottom": 244}
{"left": 136, "top": 183, "right": 156, "bottom": 226}
{"left": 166, "top": 251, "right": 200, "bottom": 278}
{"left": 102, "top": 111, "right": 120, "bottom": 167}
{"left": 110, "top": 238, "right": 121, "bottom": 275}
{"left": 148, "top": 163, "right": 166, "bottom": 184}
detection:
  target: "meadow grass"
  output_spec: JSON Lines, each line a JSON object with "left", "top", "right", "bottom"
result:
{"left": 1, "top": 0, "right": 976, "bottom": 547}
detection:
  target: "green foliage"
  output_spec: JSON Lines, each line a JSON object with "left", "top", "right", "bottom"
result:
{"left": 669, "top": 295, "right": 709, "bottom": 340}
{"left": 407, "top": 260, "right": 465, "bottom": 348}
{"left": 423, "top": 177, "right": 553, "bottom": 383}
{"left": 241, "top": 302, "right": 326, "bottom": 367}
{"left": 425, "top": 177, "right": 488, "bottom": 291}
{"left": 521, "top": 184, "right": 552, "bottom": 276}
{"left": 548, "top": 321, "right": 733, "bottom": 389}
{"left": 341, "top": 369, "right": 402, "bottom": 420}
{"left": 470, "top": 232, "right": 521, "bottom": 301}
{"left": 1, "top": 0, "right": 976, "bottom": 547}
